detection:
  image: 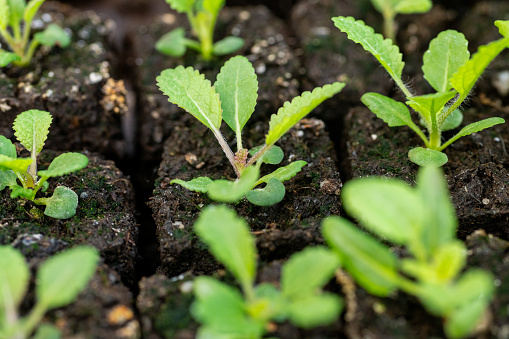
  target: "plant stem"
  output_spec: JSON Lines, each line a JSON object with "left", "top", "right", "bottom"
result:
{"left": 245, "top": 144, "right": 269, "bottom": 168}
{"left": 212, "top": 130, "right": 240, "bottom": 177}
{"left": 383, "top": 10, "right": 396, "bottom": 42}
{"left": 20, "top": 301, "right": 47, "bottom": 339}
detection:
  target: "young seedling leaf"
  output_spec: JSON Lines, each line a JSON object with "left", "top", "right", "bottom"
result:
{"left": 213, "top": 36, "right": 244, "bottom": 56}
{"left": 440, "top": 117, "right": 505, "bottom": 151}
{"left": 245, "top": 177, "right": 285, "bottom": 206}
{"left": 34, "top": 23, "right": 71, "bottom": 47}
{"left": 406, "top": 91, "right": 457, "bottom": 127}
{"left": 215, "top": 55, "right": 257, "bottom": 135}
{"left": 0, "top": 154, "right": 32, "bottom": 173}
{"left": 0, "top": 170, "right": 17, "bottom": 190}
{"left": 451, "top": 37, "right": 509, "bottom": 98}
{"left": 393, "top": 0, "right": 432, "bottom": 13}
{"left": 37, "top": 152, "right": 88, "bottom": 178}
{"left": 165, "top": 0, "right": 194, "bottom": 13}
{"left": 37, "top": 246, "right": 99, "bottom": 309}
{"left": 0, "top": 246, "right": 30, "bottom": 310}
{"left": 157, "top": 66, "right": 222, "bottom": 131}
{"left": 23, "top": 0, "right": 43, "bottom": 24}
{"left": 171, "top": 176, "right": 213, "bottom": 193}
{"left": 207, "top": 165, "right": 258, "bottom": 203}
{"left": 433, "top": 241, "right": 466, "bottom": 283}
{"left": 255, "top": 160, "right": 307, "bottom": 186}
{"left": 202, "top": 0, "right": 224, "bottom": 15}
{"left": 32, "top": 324, "right": 61, "bottom": 339}
{"left": 495, "top": 20, "right": 509, "bottom": 38}
{"left": 8, "top": 0, "right": 25, "bottom": 27}
{"left": 281, "top": 246, "right": 339, "bottom": 299}
{"left": 362, "top": 92, "right": 415, "bottom": 127}
{"left": 441, "top": 109, "right": 463, "bottom": 131}
{"left": 266, "top": 82, "right": 344, "bottom": 146}
{"left": 10, "top": 185, "right": 34, "bottom": 199}
{"left": 422, "top": 30, "right": 469, "bottom": 92}
{"left": 249, "top": 145, "right": 284, "bottom": 165}
{"left": 13, "top": 109, "right": 52, "bottom": 155}
{"left": 155, "top": 28, "right": 187, "bottom": 57}
{"left": 0, "top": 51, "right": 20, "bottom": 66}
{"left": 332, "top": 16, "right": 405, "bottom": 82}
{"left": 287, "top": 293, "right": 343, "bottom": 329}
{"left": 0, "top": 0, "right": 9, "bottom": 29}
{"left": 322, "top": 216, "right": 400, "bottom": 296}
{"left": 194, "top": 205, "right": 257, "bottom": 289}
{"left": 0, "top": 135, "right": 16, "bottom": 158}
{"left": 408, "top": 147, "right": 448, "bottom": 167}
{"left": 37, "top": 186, "right": 78, "bottom": 219}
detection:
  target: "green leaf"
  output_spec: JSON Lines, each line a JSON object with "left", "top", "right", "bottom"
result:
{"left": 433, "top": 241, "right": 466, "bottom": 283}
{"left": 23, "top": 0, "right": 42, "bottom": 24}
{"left": 362, "top": 92, "right": 414, "bottom": 127}
{"left": 406, "top": 91, "right": 457, "bottom": 128}
{"left": 341, "top": 177, "right": 423, "bottom": 245}
{"left": 207, "top": 166, "right": 258, "bottom": 203}
{"left": 10, "top": 184, "right": 34, "bottom": 199}
{"left": 249, "top": 145, "right": 284, "bottom": 165}
{"left": 37, "top": 152, "right": 88, "bottom": 178}
{"left": 157, "top": 66, "right": 222, "bottom": 132}
{"left": 37, "top": 246, "right": 99, "bottom": 309}
{"left": 215, "top": 55, "right": 257, "bottom": 135}
{"left": 202, "top": 0, "right": 224, "bottom": 15}
{"left": 34, "top": 23, "right": 71, "bottom": 48}
{"left": 0, "top": 51, "right": 19, "bottom": 67}
{"left": 13, "top": 109, "right": 52, "bottom": 155}
{"left": 0, "top": 0, "right": 9, "bottom": 29}
{"left": 394, "top": 0, "right": 432, "bottom": 13}
{"left": 0, "top": 154, "right": 32, "bottom": 173}
{"left": 255, "top": 160, "right": 307, "bottom": 186}
{"left": 322, "top": 216, "right": 400, "bottom": 296}
{"left": 441, "top": 109, "right": 463, "bottom": 131}
{"left": 194, "top": 205, "right": 256, "bottom": 289}
{"left": 287, "top": 293, "right": 343, "bottom": 329}
{"left": 422, "top": 30, "right": 469, "bottom": 92}
{"left": 37, "top": 186, "right": 79, "bottom": 219}
{"left": 408, "top": 147, "right": 448, "bottom": 167}
{"left": 495, "top": 20, "right": 509, "bottom": 38}
{"left": 332, "top": 16, "right": 405, "bottom": 82}
{"left": 281, "top": 246, "right": 339, "bottom": 299}
{"left": 213, "top": 36, "right": 244, "bottom": 56}
{"left": 8, "top": 0, "right": 25, "bottom": 28}
{"left": 155, "top": 28, "right": 187, "bottom": 57}
{"left": 171, "top": 176, "right": 213, "bottom": 193}
{"left": 252, "top": 283, "right": 285, "bottom": 321}
{"left": 451, "top": 37, "right": 509, "bottom": 98}
{"left": 165, "top": 0, "right": 194, "bottom": 13}
{"left": 245, "top": 177, "right": 285, "bottom": 206}
{"left": 441, "top": 117, "right": 505, "bottom": 151}
{"left": 32, "top": 324, "right": 61, "bottom": 339}
{"left": 0, "top": 246, "right": 29, "bottom": 311}
{"left": 0, "top": 135, "right": 16, "bottom": 158}
{"left": 0, "top": 170, "right": 17, "bottom": 190}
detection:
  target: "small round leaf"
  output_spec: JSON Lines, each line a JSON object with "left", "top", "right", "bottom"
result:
{"left": 213, "top": 36, "right": 244, "bottom": 56}
{"left": 245, "top": 177, "right": 285, "bottom": 206}
{"left": 408, "top": 147, "right": 448, "bottom": 167}
{"left": 155, "top": 28, "right": 187, "bottom": 57}
{"left": 34, "top": 24, "right": 70, "bottom": 48}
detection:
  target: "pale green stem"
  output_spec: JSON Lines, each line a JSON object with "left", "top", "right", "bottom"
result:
{"left": 17, "top": 39, "right": 39, "bottom": 66}
{"left": 0, "top": 26, "right": 17, "bottom": 52}
{"left": 428, "top": 108, "right": 441, "bottom": 150}
{"left": 245, "top": 144, "right": 270, "bottom": 168}
{"left": 212, "top": 129, "right": 240, "bottom": 177}
{"left": 382, "top": 10, "right": 396, "bottom": 42}
{"left": 19, "top": 302, "right": 48, "bottom": 339}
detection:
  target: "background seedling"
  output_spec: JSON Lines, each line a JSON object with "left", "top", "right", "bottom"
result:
{"left": 192, "top": 205, "right": 342, "bottom": 338}
{"left": 333, "top": 17, "right": 507, "bottom": 166}
{"left": 0, "top": 109, "right": 89, "bottom": 219}
{"left": 0, "top": 246, "right": 99, "bottom": 339}
{"left": 156, "top": 0, "right": 244, "bottom": 60}
{"left": 322, "top": 166, "right": 494, "bottom": 339}
{"left": 0, "top": 0, "right": 70, "bottom": 67}
{"left": 157, "top": 55, "right": 344, "bottom": 205}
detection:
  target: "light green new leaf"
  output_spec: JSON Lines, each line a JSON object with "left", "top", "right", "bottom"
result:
{"left": 8, "top": 0, "right": 24, "bottom": 27}
{"left": 450, "top": 37, "right": 509, "bottom": 98}
{"left": 207, "top": 165, "right": 258, "bottom": 203}
{"left": 422, "top": 30, "right": 469, "bottom": 92}
{"left": 171, "top": 176, "right": 213, "bottom": 193}
{"left": 249, "top": 145, "right": 284, "bottom": 165}
{"left": 245, "top": 177, "right": 285, "bottom": 206}
{"left": 332, "top": 16, "right": 405, "bottom": 82}
{"left": 441, "top": 109, "right": 463, "bottom": 131}
{"left": 37, "top": 186, "right": 78, "bottom": 219}
{"left": 202, "top": 0, "right": 224, "bottom": 15}
{"left": 0, "top": 170, "right": 17, "bottom": 190}
{"left": 433, "top": 241, "right": 466, "bottom": 283}
{"left": 32, "top": 324, "right": 61, "bottom": 339}
{"left": 495, "top": 20, "right": 509, "bottom": 38}
{"left": 215, "top": 55, "right": 257, "bottom": 135}
{"left": 23, "top": 0, "right": 43, "bottom": 23}
{"left": 0, "top": 246, "right": 29, "bottom": 310}
{"left": 37, "top": 246, "right": 99, "bottom": 309}
{"left": 165, "top": 0, "right": 194, "bottom": 13}
{"left": 287, "top": 293, "right": 343, "bottom": 329}
{"left": 10, "top": 185, "right": 34, "bottom": 199}
{"left": 281, "top": 246, "right": 339, "bottom": 299}
{"left": 157, "top": 66, "right": 222, "bottom": 132}
{"left": 266, "top": 83, "right": 344, "bottom": 146}
{"left": 0, "top": 51, "right": 20, "bottom": 67}
{"left": 213, "top": 36, "right": 244, "bottom": 56}
{"left": 37, "top": 152, "right": 88, "bottom": 178}
{"left": 13, "top": 109, "right": 52, "bottom": 155}
{"left": 0, "top": 135, "right": 16, "bottom": 158}
{"left": 155, "top": 28, "right": 187, "bottom": 57}
{"left": 194, "top": 205, "right": 256, "bottom": 289}
{"left": 255, "top": 160, "right": 306, "bottom": 187}
{"left": 362, "top": 92, "right": 414, "bottom": 127}
{"left": 34, "top": 23, "right": 71, "bottom": 48}
{"left": 0, "top": 0, "right": 9, "bottom": 30}
{"left": 341, "top": 177, "right": 423, "bottom": 244}
{"left": 322, "top": 216, "right": 400, "bottom": 296}
{"left": 0, "top": 154, "right": 32, "bottom": 172}
{"left": 408, "top": 147, "right": 448, "bottom": 167}
{"left": 441, "top": 117, "right": 505, "bottom": 151}
{"left": 394, "top": 0, "right": 432, "bottom": 13}
{"left": 406, "top": 91, "right": 457, "bottom": 127}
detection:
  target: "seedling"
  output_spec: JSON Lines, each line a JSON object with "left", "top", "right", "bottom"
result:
{"left": 156, "top": 0, "right": 243, "bottom": 60}
{"left": 0, "top": 245, "right": 99, "bottom": 339}
{"left": 0, "top": 109, "right": 89, "bottom": 219}
{"left": 370, "top": 0, "right": 432, "bottom": 40}
{"left": 322, "top": 166, "right": 494, "bottom": 339}
{"left": 334, "top": 17, "right": 508, "bottom": 166}
{"left": 0, "top": 0, "right": 70, "bottom": 67}
{"left": 157, "top": 55, "right": 344, "bottom": 205}
{"left": 192, "top": 205, "right": 342, "bottom": 338}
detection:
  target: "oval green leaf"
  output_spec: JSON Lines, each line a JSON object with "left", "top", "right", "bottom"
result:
{"left": 207, "top": 165, "right": 258, "bottom": 203}
{"left": 0, "top": 51, "right": 20, "bottom": 67}
{"left": 171, "top": 176, "right": 213, "bottom": 193}
{"left": 39, "top": 186, "right": 78, "bottom": 219}
{"left": 0, "top": 170, "right": 17, "bottom": 190}
{"left": 362, "top": 92, "right": 413, "bottom": 127}
{"left": 34, "top": 23, "right": 71, "bottom": 48}
{"left": 249, "top": 145, "right": 284, "bottom": 165}
{"left": 0, "top": 246, "right": 29, "bottom": 310}
{"left": 440, "top": 117, "right": 505, "bottom": 151}
{"left": 213, "top": 36, "right": 244, "bottom": 56}
{"left": 287, "top": 293, "right": 343, "bottom": 329}
{"left": 0, "top": 154, "right": 32, "bottom": 172}
{"left": 155, "top": 28, "right": 187, "bottom": 57}
{"left": 441, "top": 109, "right": 463, "bottom": 131}
{"left": 245, "top": 177, "right": 285, "bottom": 206}
{"left": 0, "top": 135, "right": 16, "bottom": 158}
{"left": 13, "top": 109, "right": 52, "bottom": 155}
{"left": 408, "top": 147, "right": 448, "bottom": 167}
{"left": 38, "top": 152, "right": 89, "bottom": 178}
{"left": 255, "top": 160, "right": 306, "bottom": 187}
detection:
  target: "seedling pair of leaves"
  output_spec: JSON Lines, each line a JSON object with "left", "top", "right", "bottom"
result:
{"left": 334, "top": 16, "right": 508, "bottom": 167}
{"left": 322, "top": 166, "right": 494, "bottom": 339}
{"left": 192, "top": 205, "right": 343, "bottom": 338}
{"left": 0, "top": 246, "right": 99, "bottom": 339}
{"left": 156, "top": 0, "right": 243, "bottom": 60}
{"left": 0, "top": 110, "right": 89, "bottom": 219}
{"left": 0, "top": 0, "right": 70, "bottom": 67}
{"left": 157, "top": 55, "right": 344, "bottom": 206}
